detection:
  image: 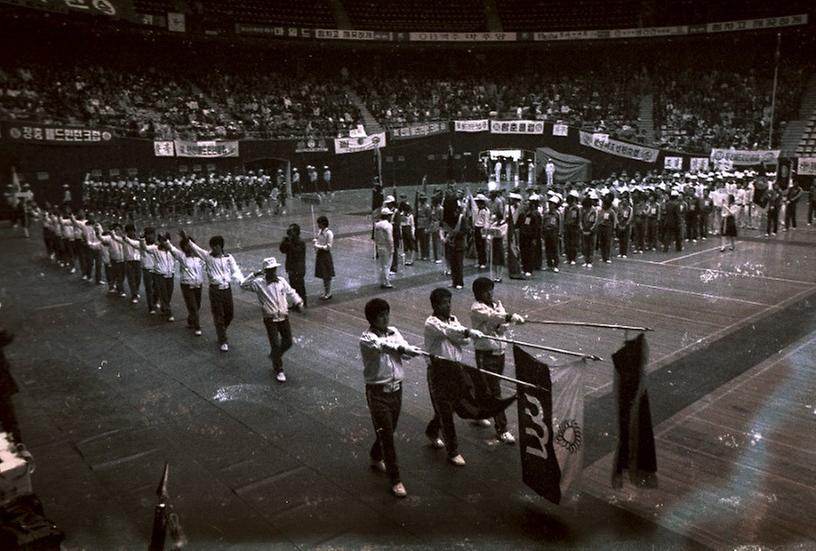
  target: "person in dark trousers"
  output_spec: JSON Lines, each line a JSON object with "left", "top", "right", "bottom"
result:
{"left": 808, "top": 180, "right": 816, "bottom": 226}
{"left": 564, "top": 191, "right": 582, "bottom": 263}
{"left": 581, "top": 195, "right": 599, "bottom": 268}
{"left": 279, "top": 224, "right": 307, "bottom": 307}
{"left": 240, "top": 257, "right": 303, "bottom": 382}
{"left": 445, "top": 204, "right": 469, "bottom": 289}
{"left": 313, "top": 215, "right": 335, "bottom": 300}
{"left": 598, "top": 194, "right": 618, "bottom": 263}
{"left": 542, "top": 197, "right": 561, "bottom": 271}
{"left": 0, "top": 327, "right": 22, "bottom": 444}
{"left": 518, "top": 194, "right": 542, "bottom": 276}
{"left": 766, "top": 182, "right": 782, "bottom": 236}
{"left": 784, "top": 180, "right": 802, "bottom": 231}
{"left": 359, "top": 298, "right": 421, "bottom": 498}
{"left": 617, "top": 191, "right": 633, "bottom": 257}
{"left": 700, "top": 189, "right": 714, "bottom": 240}
{"left": 663, "top": 190, "right": 683, "bottom": 253}
{"left": 469, "top": 278, "right": 525, "bottom": 444}
{"left": 424, "top": 288, "right": 483, "bottom": 466}
{"left": 183, "top": 231, "right": 245, "bottom": 352}
{"left": 169, "top": 238, "right": 205, "bottom": 335}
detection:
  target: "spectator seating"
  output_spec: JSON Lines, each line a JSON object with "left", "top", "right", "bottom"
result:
{"left": 495, "top": 0, "right": 638, "bottom": 31}
{"left": 343, "top": 0, "right": 486, "bottom": 31}
{"left": 198, "top": 0, "right": 336, "bottom": 27}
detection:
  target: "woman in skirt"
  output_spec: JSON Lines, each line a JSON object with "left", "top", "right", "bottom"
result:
{"left": 489, "top": 213, "right": 506, "bottom": 282}
{"left": 720, "top": 194, "right": 739, "bottom": 252}
{"left": 314, "top": 215, "right": 335, "bottom": 300}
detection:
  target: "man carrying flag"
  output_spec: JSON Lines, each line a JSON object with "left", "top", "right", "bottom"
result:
{"left": 423, "top": 288, "right": 484, "bottom": 466}
{"left": 514, "top": 345, "right": 586, "bottom": 505}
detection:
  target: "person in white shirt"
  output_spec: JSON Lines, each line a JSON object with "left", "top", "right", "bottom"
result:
{"left": 359, "top": 298, "right": 422, "bottom": 498}
{"left": 98, "top": 222, "right": 126, "bottom": 296}
{"left": 141, "top": 233, "right": 177, "bottom": 321}
{"left": 240, "top": 257, "right": 303, "bottom": 382}
{"left": 545, "top": 159, "right": 556, "bottom": 187}
{"left": 114, "top": 223, "right": 142, "bottom": 303}
{"left": 169, "top": 239, "right": 205, "bottom": 335}
{"left": 471, "top": 193, "right": 490, "bottom": 269}
{"left": 374, "top": 208, "right": 394, "bottom": 289}
{"left": 469, "top": 277, "right": 526, "bottom": 444}
{"left": 720, "top": 194, "right": 739, "bottom": 252}
{"left": 423, "top": 287, "right": 484, "bottom": 467}
{"left": 181, "top": 231, "right": 245, "bottom": 351}
{"left": 313, "top": 216, "right": 335, "bottom": 300}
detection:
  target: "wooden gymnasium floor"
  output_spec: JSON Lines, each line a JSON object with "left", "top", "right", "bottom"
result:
{"left": 1, "top": 185, "right": 815, "bottom": 550}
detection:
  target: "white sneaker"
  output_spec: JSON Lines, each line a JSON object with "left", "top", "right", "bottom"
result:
{"left": 622, "top": 255, "right": 627, "bottom": 259}
{"left": 194, "top": 330, "right": 202, "bottom": 336}
{"left": 276, "top": 371, "right": 287, "bottom": 383}
{"left": 119, "top": 292, "right": 127, "bottom": 297}
{"left": 605, "top": 259, "right": 611, "bottom": 264}
{"left": 427, "top": 435, "right": 445, "bottom": 449}
{"left": 569, "top": 260, "right": 576, "bottom": 265}
{"left": 553, "top": 267, "right": 559, "bottom": 273}
{"left": 448, "top": 454, "right": 466, "bottom": 467}
{"left": 167, "top": 316, "right": 175, "bottom": 322}
{"left": 370, "top": 459, "right": 386, "bottom": 473}
{"left": 391, "top": 482, "right": 408, "bottom": 498}
{"left": 587, "top": 263, "right": 593, "bottom": 268}
{"left": 70, "top": 268, "right": 77, "bottom": 274}
{"left": 472, "top": 419, "right": 492, "bottom": 428}
{"left": 498, "top": 432, "right": 516, "bottom": 445}
{"left": 220, "top": 343, "right": 229, "bottom": 352}
{"left": 131, "top": 298, "right": 138, "bottom": 304}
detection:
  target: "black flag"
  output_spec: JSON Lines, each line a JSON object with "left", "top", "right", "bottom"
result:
{"left": 513, "top": 346, "right": 562, "bottom": 504}
{"left": 429, "top": 357, "right": 516, "bottom": 420}
{"left": 611, "top": 333, "right": 658, "bottom": 489}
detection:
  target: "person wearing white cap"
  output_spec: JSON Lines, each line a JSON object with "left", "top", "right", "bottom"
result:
{"left": 291, "top": 167, "right": 301, "bottom": 197}
{"left": 663, "top": 190, "right": 683, "bottom": 252}
{"left": 505, "top": 192, "right": 525, "bottom": 279}
{"left": 518, "top": 194, "right": 542, "bottom": 276}
{"left": 542, "top": 197, "right": 561, "bottom": 272}
{"left": 471, "top": 193, "right": 490, "bottom": 269}
{"left": 597, "top": 194, "right": 617, "bottom": 263}
{"left": 564, "top": 190, "right": 581, "bottom": 264}
{"left": 616, "top": 191, "right": 633, "bottom": 258}
{"left": 784, "top": 179, "right": 802, "bottom": 231}
{"left": 545, "top": 158, "right": 555, "bottom": 187}
{"left": 322, "top": 165, "right": 332, "bottom": 196}
{"left": 240, "top": 256, "right": 303, "bottom": 382}
{"left": 374, "top": 207, "right": 395, "bottom": 289}
{"left": 580, "top": 195, "right": 598, "bottom": 268}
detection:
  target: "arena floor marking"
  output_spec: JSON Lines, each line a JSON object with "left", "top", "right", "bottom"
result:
{"left": 621, "top": 256, "right": 814, "bottom": 285}
{"left": 568, "top": 272, "right": 771, "bottom": 306}
{"left": 658, "top": 245, "right": 722, "bottom": 264}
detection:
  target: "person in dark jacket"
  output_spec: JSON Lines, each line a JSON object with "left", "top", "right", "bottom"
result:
{"left": 280, "top": 223, "right": 307, "bottom": 307}
{"left": 663, "top": 190, "right": 683, "bottom": 253}
{"left": 0, "top": 327, "right": 22, "bottom": 443}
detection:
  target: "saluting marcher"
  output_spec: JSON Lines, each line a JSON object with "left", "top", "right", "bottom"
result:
{"left": 169, "top": 238, "right": 205, "bottom": 335}
{"left": 424, "top": 287, "right": 483, "bottom": 466}
{"left": 359, "top": 298, "right": 421, "bottom": 498}
{"left": 141, "top": 232, "right": 177, "bottom": 321}
{"left": 182, "top": 231, "right": 245, "bottom": 352}
{"left": 240, "top": 257, "right": 303, "bottom": 383}
{"left": 469, "top": 277, "right": 525, "bottom": 444}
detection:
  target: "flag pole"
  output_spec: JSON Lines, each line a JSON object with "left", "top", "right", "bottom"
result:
{"left": 524, "top": 320, "right": 653, "bottom": 332}
{"left": 768, "top": 32, "right": 781, "bottom": 149}
{"left": 479, "top": 335, "right": 603, "bottom": 361}
{"left": 414, "top": 350, "right": 545, "bottom": 391}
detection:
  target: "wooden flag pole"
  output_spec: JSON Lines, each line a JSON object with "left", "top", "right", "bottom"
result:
{"left": 524, "top": 320, "right": 653, "bottom": 332}
{"left": 414, "top": 350, "right": 544, "bottom": 391}
{"left": 479, "top": 335, "right": 603, "bottom": 361}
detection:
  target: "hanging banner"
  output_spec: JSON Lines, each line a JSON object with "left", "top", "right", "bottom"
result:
{"left": 664, "top": 156, "right": 683, "bottom": 170}
{"left": 798, "top": 157, "right": 816, "bottom": 176}
{"left": 390, "top": 122, "right": 448, "bottom": 140}
{"left": 490, "top": 120, "right": 545, "bottom": 135}
{"left": 174, "top": 140, "right": 239, "bottom": 158}
{"left": 153, "top": 141, "right": 175, "bottom": 157}
{"left": 2, "top": 122, "right": 113, "bottom": 145}
{"left": 167, "top": 12, "right": 185, "bottom": 32}
{"left": 409, "top": 31, "right": 517, "bottom": 42}
{"left": 314, "top": 28, "right": 393, "bottom": 41}
{"left": 578, "top": 131, "right": 659, "bottom": 163}
{"left": 690, "top": 157, "right": 710, "bottom": 172}
{"left": 0, "top": 0, "right": 135, "bottom": 20}
{"left": 552, "top": 124, "right": 569, "bottom": 137}
{"left": 334, "top": 132, "right": 386, "bottom": 155}
{"left": 294, "top": 138, "right": 329, "bottom": 153}
{"left": 454, "top": 119, "right": 489, "bottom": 133}
{"left": 710, "top": 148, "right": 780, "bottom": 166}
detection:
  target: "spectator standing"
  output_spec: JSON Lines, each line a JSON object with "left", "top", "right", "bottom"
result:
{"left": 279, "top": 224, "right": 308, "bottom": 307}
{"left": 314, "top": 215, "right": 335, "bottom": 300}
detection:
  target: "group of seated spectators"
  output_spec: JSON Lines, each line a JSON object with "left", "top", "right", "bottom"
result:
{"left": 654, "top": 62, "right": 808, "bottom": 153}
{"left": 0, "top": 64, "right": 362, "bottom": 141}
{"left": 357, "top": 69, "right": 643, "bottom": 140}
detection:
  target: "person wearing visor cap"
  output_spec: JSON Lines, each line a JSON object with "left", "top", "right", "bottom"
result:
{"left": 240, "top": 256, "right": 303, "bottom": 383}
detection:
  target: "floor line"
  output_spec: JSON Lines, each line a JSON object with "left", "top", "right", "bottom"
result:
{"left": 659, "top": 246, "right": 721, "bottom": 265}
{"left": 571, "top": 272, "right": 770, "bottom": 306}
{"left": 625, "top": 255, "right": 813, "bottom": 286}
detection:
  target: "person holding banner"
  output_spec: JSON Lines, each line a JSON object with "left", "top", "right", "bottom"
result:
{"left": 424, "top": 288, "right": 483, "bottom": 466}
{"left": 359, "top": 298, "right": 422, "bottom": 498}
{"left": 469, "top": 277, "right": 525, "bottom": 444}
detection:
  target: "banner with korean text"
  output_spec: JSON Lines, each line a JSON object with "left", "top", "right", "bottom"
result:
{"left": 2, "top": 122, "right": 113, "bottom": 145}
{"left": 334, "top": 132, "right": 386, "bottom": 155}
{"left": 710, "top": 148, "right": 780, "bottom": 166}
{"left": 552, "top": 124, "right": 569, "bottom": 137}
{"left": 490, "top": 120, "right": 545, "bottom": 135}
{"left": 153, "top": 141, "right": 174, "bottom": 157}
{"left": 390, "top": 122, "right": 448, "bottom": 140}
{"left": 664, "top": 156, "right": 683, "bottom": 170}
{"left": 690, "top": 157, "right": 710, "bottom": 172}
{"left": 454, "top": 119, "right": 489, "bottom": 133}
{"left": 798, "top": 157, "right": 816, "bottom": 176}
{"left": 174, "top": 140, "right": 239, "bottom": 158}
{"left": 579, "top": 131, "right": 659, "bottom": 163}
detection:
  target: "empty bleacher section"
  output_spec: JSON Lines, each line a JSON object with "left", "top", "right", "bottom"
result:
{"left": 495, "top": 0, "right": 639, "bottom": 31}
{"left": 342, "top": 0, "right": 487, "bottom": 31}
{"left": 198, "top": 0, "right": 336, "bottom": 28}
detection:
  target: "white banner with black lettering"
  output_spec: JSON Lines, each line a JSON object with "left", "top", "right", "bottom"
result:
{"left": 334, "top": 132, "right": 386, "bottom": 155}
{"left": 490, "top": 120, "right": 545, "bottom": 135}
{"left": 578, "top": 131, "right": 659, "bottom": 163}
{"left": 690, "top": 157, "right": 710, "bottom": 172}
{"left": 153, "top": 141, "right": 175, "bottom": 157}
{"left": 174, "top": 140, "right": 239, "bottom": 158}
{"left": 798, "top": 157, "right": 816, "bottom": 176}
{"left": 454, "top": 119, "right": 489, "bottom": 133}
{"left": 710, "top": 148, "right": 780, "bottom": 166}
{"left": 664, "top": 156, "right": 683, "bottom": 170}
{"left": 552, "top": 124, "right": 569, "bottom": 137}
